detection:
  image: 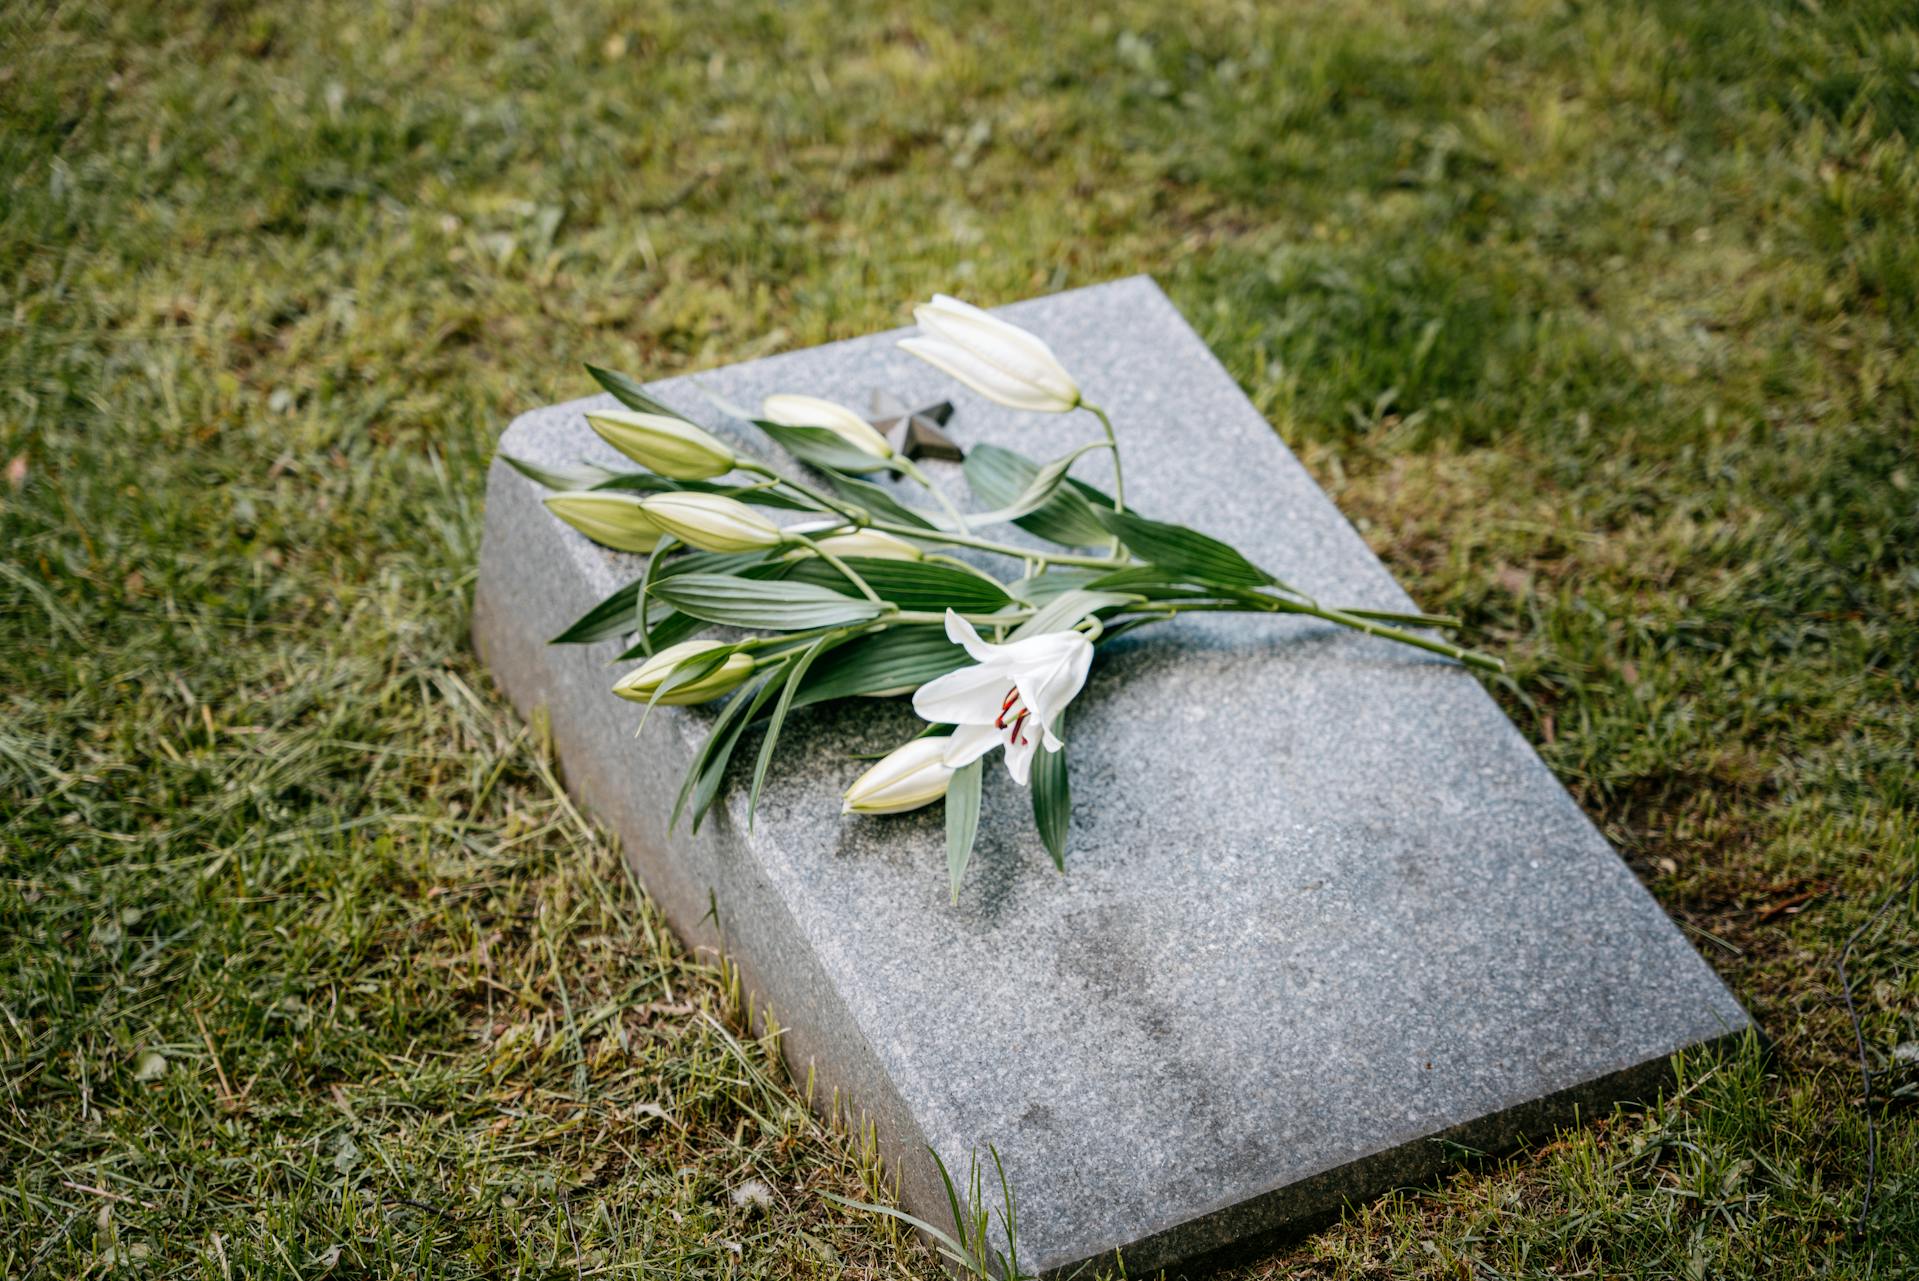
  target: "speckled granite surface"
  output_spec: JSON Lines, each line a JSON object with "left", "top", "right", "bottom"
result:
{"left": 472, "top": 277, "right": 1750, "bottom": 1276}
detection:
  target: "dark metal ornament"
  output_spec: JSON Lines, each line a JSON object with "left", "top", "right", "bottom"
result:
{"left": 868, "top": 390, "right": 963, "bottom": 462}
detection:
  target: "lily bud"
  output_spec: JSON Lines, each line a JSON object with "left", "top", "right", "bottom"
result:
{"left": 761, "top": 393, "right": 893, "bottom": 459}
{"left": 613, "top": 641, "right": 755, "bottom": 706}
{"left": 638, "top": 492, "right": 784, "bottom": 552}
{"left": 786, "top": 528, "right": 924, "bottom": 562}
{"left": 585, "top": 407, "right": 736, "bottom": 480}
{"left": 899, "top": 295, "right": 1082, "bottom": 414}
{"left": 843, "top": 736, "right": 956, "bottom": 814}
{"left": 542, "top": 491, "right": 667, "bottom": 553}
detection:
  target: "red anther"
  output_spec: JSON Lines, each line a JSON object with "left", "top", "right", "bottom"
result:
{"left": 995, "top": 686, "right": 1021, "bottom": 729}
{"left": 1010, "top": 709, "right": 1030, "bottom": 745}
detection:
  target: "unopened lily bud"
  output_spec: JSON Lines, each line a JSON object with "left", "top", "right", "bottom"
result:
{"left": 843, "top": 736, "right": 955, "bottom": 814}
{"left": 638, "top": 492, "right": 784, "bottom": 552}
{"left": 786, "top": 528, "right": 924, "bottom": 562}
{"left": 761, "top": 393, "right": 893, "bottom": 459}
{"left": 542, "top": 491, "right": 666, "bottom": 553}
{"left": 585, "top": 407, "right": 736, "bottom": 480}
{"left": 899, "top": 295, "right": 1081, "bottom": 413}
{"left": 613, "top": 641, "right": 755, "bottom": 706}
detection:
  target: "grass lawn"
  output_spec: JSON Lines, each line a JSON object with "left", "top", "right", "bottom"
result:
{"left": 3, "top": 0, "right": 1916, "bottom": 1275}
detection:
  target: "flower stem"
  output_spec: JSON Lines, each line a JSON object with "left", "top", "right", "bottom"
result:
{"left": 735, "top": 459, "right": 867, "bottom": 523}
{"left": 1138, "top": 596, "right": 1504, "bottom": 672}
{"left": 893, "top": 609, "right": 1034, "bottom": 627}
{"left": 785, "top": 534, "right": 884, "bottom": 605}
{"left": 1081, "top": 401, "right": 1125, "bottom": 514}
{"left": 864, "top": 519, "right": 1130, "bottom": 569}
{"left": 894, "top": 456, "right": 970, "bottom": 534}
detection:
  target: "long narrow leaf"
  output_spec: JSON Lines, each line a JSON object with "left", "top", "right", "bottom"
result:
{"left": 945, "top": 759, "right": 984, "bottom": 904}
{"left": 790, "top": 625, "right": 969, "bottom": 706}
{"left": 1093, "top": 508, "right": 1274, "bottom": 588}
{"left": 963, "top": 441, "right": 1111, "bottom": 527}
{"left": 1031, "top": 717, "right": 1070, "bottom": 872}
{"left": 780, "top": 557, "right": 1012, "bottom": 614}
{"left": 590, "top": 472, "right": 816, "bottom": 510}
{"left": 753, "top": 421, "right": 891, "bottom": 474}
{"left": 502, "top": 452, "right": 623, "bottom": 492}
{"left": 586, "top": 364, "right": 684, "bottom": 419}
{"left": 747, "top": 633, "right": 838, "bottom": 829}
{"left": 688, "top": 667, "right": 797, "bottom": 832}
{"left": 964, "top": 443, "right": 1112, "bottom": 547}
{"left": 551, "top": 577, "right": 645, "bottom": 644}
{"left": 824, "top": 469, "right": 939, "bottom": 529}
{"left": 650, "top": 574, "right": 887, "bottom": 630}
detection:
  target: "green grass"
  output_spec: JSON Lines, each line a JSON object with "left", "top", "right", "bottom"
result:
{"left": 2, "top": 0, "right": 1915, "bottom": 1275}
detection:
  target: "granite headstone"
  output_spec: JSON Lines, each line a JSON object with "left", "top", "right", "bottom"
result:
{"left": 473, "top": 277, "right": 1750, "bottom": 1276}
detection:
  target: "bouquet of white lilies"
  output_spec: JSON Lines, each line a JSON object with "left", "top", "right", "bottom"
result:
{"left": 509, "top": 296, "right": 1503, "bottom": 900}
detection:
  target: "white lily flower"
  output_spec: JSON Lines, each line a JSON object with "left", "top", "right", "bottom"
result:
{"left": 761, "top": 393, "right": 894, "bottom": 459}
{"left": 911, "top": 609, "right": 1094, "bottom": 786}
{"left": 898, "top": 294, "right": 1082, "bottom": 414}
{"left": 843, "top": 736, "right": 956, "bottom": 814}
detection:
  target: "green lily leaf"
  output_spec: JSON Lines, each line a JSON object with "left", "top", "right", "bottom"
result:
{"left": 822, "top": 469, "right": 939, "bottom": 529}
{"left": 781, "top": 557, "right": 1012, "bottom": 614}
{"left": 1093, "top": 508, "right": 1275, "bottom": 588}
{"left": 945, "top": 758, "right": 984, "bottom": 904}
{"left": 791, "top": 625, "right": 970, "bottom": 706}
{"left": 1031, "top": 713, "right": 1070, "bottom": 872}
{"left": 502, "top": 452, "right": 624, "bottom": 492}
{"left": 649, "top": 574, "right": 887, "bottom": 630}
{"left": 753, "top": 421, "right": 892, "bottom": 474}
{"left": 964, "top": 443, "right": 1114, "bottom": 547}
{"left": 586, "top": 364, "right": 686, "bottom": 420}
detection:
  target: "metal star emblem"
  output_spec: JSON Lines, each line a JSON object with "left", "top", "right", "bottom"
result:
{"left": 867, "top": 390, "right": 963, "bottom": 462}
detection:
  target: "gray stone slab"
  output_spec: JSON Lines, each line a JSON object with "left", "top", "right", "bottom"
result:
{"left": 473, "top": 277, "right": 1750, "bottom": 1276}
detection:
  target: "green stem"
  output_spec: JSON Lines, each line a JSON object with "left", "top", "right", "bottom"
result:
{"left": 923, "top": 552, "right": 1018, "bottom": 590}
{"left": 1127, "top": 597, "right": 1503, "bottom": 672}
{"left": 736, "top": 459, "right": 867, "bottom": 522}
{"left": 893, "top": 609, "right": 1034, "bottom": 627}
{"left": 1081, "top": 402, "right": 1125, "bottom": 514}
{"left": 731, "top": 622, "right": 870, "bottom": 654}
{"left": 894, "top": 456, "right": 970, "bottom": 534}
{"left": 785, "top": 534, "right": 884, "bottom": 605}
{"left": 865, "top": 519, "right": 1130, "bottom": 569}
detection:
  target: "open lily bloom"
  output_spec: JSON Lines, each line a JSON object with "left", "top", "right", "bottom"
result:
{"left": 912, "top": 609, "right": 1094, "bottom": 785}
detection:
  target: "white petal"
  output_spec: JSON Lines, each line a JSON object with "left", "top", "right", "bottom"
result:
{"left": 898, "top": 337, "right": 1067, "bottom": 414}
{"left": 942, "top": 608, "right": 1003, "bottom": 664}
{"left": 1001, "top": 731, "right": 1040, "bottom": 786}
{"left": 941, "top": 723, "right": 1003, "bottom": 768}
{"left": 912, "top": 662, "right": 1010, "bottom": 726}
{"left": 918, "top": 300, "right": 1078, "bottom": 407}
{"left": 1011, "top": 633, "right": 1094, "bottom": 741}
{"left": 923, "top": 295, "right": 1061, "bottom": 372}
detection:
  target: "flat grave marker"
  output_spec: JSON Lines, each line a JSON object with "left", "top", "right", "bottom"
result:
{"left": 474, "top": 276, "right": 1750, "bottom": 1276}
